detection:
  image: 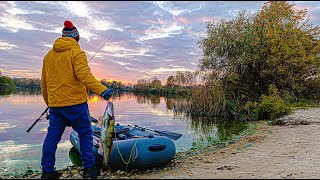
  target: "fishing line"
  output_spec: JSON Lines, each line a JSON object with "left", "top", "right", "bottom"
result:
{"left": 88, "top": 35, "right": 112, "bottom": 63}
{"left": 32, "top": 35, "right": 112, "bottom": 131}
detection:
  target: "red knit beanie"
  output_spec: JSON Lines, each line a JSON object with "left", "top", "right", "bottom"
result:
{"left": 62, "top": 20, "right": 80, "bottom": 41}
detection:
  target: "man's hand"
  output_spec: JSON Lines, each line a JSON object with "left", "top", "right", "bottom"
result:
{"left": 101, "top": 89, "right": 113, "bottom": 101}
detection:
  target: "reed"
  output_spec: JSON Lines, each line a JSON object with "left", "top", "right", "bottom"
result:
{"left": 186, "top": 80, "right": 229, "bottom": 118}
{"left": 171, "top": 79, "right": 262, "bottom": 122}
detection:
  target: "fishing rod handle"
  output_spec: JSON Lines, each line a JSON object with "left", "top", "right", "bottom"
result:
{"left": 40, "top": 107, "right": 50, "bottom": 117}
{"left": 26, "top": 119, "right": 40, "bottom": 132}
{"left": 26, "top": 107, "right": 49, "bottom": 133}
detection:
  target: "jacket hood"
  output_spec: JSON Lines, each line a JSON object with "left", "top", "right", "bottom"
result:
{"left": 53, "top": 37, "right": 80, "bottom": 52}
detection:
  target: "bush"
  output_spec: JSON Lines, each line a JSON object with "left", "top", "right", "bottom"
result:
{"left": 0, "top": 76, "right": 15, "bottom": 87}
{"left": 149, "top": 88, "right": 158, "bottom": 94}
{"left": 256, "top": 84, "right": 292, "bottom": 121}
{"left": 176, "top": 88, "right": 189, "bottom": 96}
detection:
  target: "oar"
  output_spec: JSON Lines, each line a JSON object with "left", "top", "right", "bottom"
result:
{"left": 133, "top": 125, "right": 182, "bottom": 140}
{"left": 90, "top": 118, "right": 182, "bottom": 140}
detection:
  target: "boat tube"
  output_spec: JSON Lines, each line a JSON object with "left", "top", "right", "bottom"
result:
{"left": 69, "top": 123, "right": 176, "bottom": 171}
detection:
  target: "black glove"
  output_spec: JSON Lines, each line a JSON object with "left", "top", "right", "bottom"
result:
{"left": 101, "top": 89, "right": 113, "bottom": 101}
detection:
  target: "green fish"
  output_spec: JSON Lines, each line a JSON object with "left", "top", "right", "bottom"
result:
{"left": 99, "top": 101, "right": 115, "bottom": 175}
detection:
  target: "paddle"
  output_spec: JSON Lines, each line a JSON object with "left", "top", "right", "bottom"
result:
{"left": 133, "top": 125, "right": 182, "bottom": 140}
{"left": 89, "top": 100, "right": 182, "bottom": 141}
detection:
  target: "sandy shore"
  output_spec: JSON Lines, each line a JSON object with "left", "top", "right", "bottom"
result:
{"left": 132, "top": 108, "right": 320, "bottom": 179}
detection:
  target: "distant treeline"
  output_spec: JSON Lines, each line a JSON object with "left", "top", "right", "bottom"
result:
{"left": 131, "top": 71, "right": 201, "bottom": 96}
{"left": 13, "top": 78, "right": 41, "bottom": 88}
{"left": 0, "top": 75, "right": 15, "bottom": 88}
{"left": 0, "top": 76, "right": 134, "bottom": 91}
{"left": 0, "top": 75, "right": 43, "bottom": 89}
{"left": 0, "top": 69, "right": 217, "bottom": 97}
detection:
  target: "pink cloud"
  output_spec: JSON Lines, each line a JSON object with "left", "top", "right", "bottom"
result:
{"left": 0, "top": 2, "right": 8, "bottom": 8}
{"left": 176, "top": 16, "right": 192, "bottom": 24}
{"left": 199, "top": 16, "right": 220, "bottom": 23}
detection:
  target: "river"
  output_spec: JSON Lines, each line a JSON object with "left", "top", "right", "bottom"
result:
{"left": 0, "top": 88, "right": 249, "bottom": 175}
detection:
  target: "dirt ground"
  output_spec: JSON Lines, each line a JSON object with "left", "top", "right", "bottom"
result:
{"left": 132, "top": 108, "right": 320, "bottom": 179}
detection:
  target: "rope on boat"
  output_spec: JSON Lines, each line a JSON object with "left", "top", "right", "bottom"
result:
{"left": 114, "top": 130, "right": 139, "bottom": 166}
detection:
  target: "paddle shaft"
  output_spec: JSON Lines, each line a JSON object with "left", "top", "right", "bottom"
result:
{"left": 134, "top": 125, "right": 182, "bottom": 140}
{"left": 146, "top": 128, "right": 182, "bottom": 140}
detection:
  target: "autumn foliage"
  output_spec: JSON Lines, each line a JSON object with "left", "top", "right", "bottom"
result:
{"left": 198, "top": 1, "right": 320, "bottom": 101}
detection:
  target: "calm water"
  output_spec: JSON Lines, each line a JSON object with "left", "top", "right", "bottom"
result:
{"left": 0, "top": 88, "right": 249, "bottom": 175}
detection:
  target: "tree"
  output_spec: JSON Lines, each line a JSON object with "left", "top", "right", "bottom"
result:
{"left": 150, "top": 79, "right": 162, "bottom": 88}
{"left": 0, "top": 76, "right": 14, "bottom": 87}
{"left": 198, "top": 1, "right": 320, "bottom": 100}
{"left": 13, "top": 78, "right": 41, "bottom": 88}
{"left": 175, "top": 71, "right": 186, "bottom": 86}
{"left": 166, "top": 75, "right": 175, "bottom": 87}
{"left": 137, "top": 79, "right": 148, "bottom": 87}
{"left": 184, "top": 71, "right": 196, "bottom": 86}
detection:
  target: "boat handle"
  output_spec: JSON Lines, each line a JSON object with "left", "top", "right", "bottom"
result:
{"left": 148, "top": 144, "right": 167, "bottom": 151}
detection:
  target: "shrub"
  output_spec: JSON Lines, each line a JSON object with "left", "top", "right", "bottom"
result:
{"left": 0, "top": 76, "right": 15, "bottom": 87}
{"left": 149, "top": 88, "right": 158, "bottom": 94}
{"left": 256, "top": 84, "right": 292, "bottom": 121}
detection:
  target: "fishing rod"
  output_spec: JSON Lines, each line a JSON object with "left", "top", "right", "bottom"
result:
{"left": 26, "top": 107, "right": 50, "bottom": 132}
{"left": 27, "top": 35, "right": 112, "bottom": 132}
{"left": 88, "top": 35, "right": 112, "bottom": 63}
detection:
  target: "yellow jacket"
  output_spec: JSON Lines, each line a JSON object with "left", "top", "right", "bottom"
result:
{"left": 41, "top": 37, "right": 107, "bottom": 107}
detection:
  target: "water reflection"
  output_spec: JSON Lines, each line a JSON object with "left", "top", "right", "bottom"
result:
{"left": 0, "top": 87, "right": 14, "bottom": 96}
{"left": 0, "top": 89, "right": 249, "bottom": 175}
{"left": 134, "top": 93, "right": 161, "bottom": 106}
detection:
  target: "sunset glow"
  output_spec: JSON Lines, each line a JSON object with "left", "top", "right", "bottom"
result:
{"left": 0, "top": 1, "right": 319, "bottom": 84}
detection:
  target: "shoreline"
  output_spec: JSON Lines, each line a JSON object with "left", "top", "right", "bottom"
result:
{"left": 2, "top": 108, "right": 320, "bottom": 179}
{"left": 0, "top": 120, "right": 261, "bottom": 179}
{"left": 134, "top": 108, "right": 320, "bottom": 179}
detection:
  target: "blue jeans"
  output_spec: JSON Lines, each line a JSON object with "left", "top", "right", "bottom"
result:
{"left": 41, "top": 102, "right": 95, "bottom": 172}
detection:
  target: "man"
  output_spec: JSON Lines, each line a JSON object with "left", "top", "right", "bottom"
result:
{"left": 40, "top": 20, "right": 112, "bottom": 179}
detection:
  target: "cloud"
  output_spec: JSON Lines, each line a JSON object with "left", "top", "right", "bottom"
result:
{"left": 0, "top": 141, "right": 32, "bottom": 154}
{"left": 90, "top": 18, "right": 123, "bottom": 32}
{"left": 0, "top": 13, "right": 37, "bottom": 32}
{"left": 138, "top": 23, "right": 184, "bottom": 41}
{"left": 0, "top": 123, "right": 16, "bottom": 130}
{"left": 0, "top": 41, "right": 18, "bottom": 50}
{"left": 1, "top": 1, "right": 320, "bottom": 85}
{"left": 150, "top": 67, "right": 195, "bottom": 74}
{"left": 100, "top": 42, "right": 154, "bottom": 58}
{"left": 57, "top": 140, "right": 72, "bottom": 150}
{"left": 58, "top": 1, "right": 92, "bottom": 19}
{"left": 154, "top": 1, "right": 202, "bottom": 16}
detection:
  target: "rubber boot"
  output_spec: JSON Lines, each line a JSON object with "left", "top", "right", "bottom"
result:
{"left": 83, "top": 166, "right": 99, "bottom": 179}
{"left": 41, "top": 171, "right": 61, "bottom": 179}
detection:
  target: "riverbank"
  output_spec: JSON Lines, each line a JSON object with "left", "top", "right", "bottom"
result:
{"left": 134, "top": 108, "right": 320, "bottom": 179}
{"left": 2, "top": 108, "right": 320, "bottom": 179}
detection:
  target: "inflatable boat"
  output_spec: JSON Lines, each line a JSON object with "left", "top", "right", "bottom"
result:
{"left": 69, "top": 123, "right": 176, "bottom": 171}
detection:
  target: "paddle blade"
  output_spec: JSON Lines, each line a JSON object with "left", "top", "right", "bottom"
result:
{"left": 157, "top": 131, "right": 182, "bottom": 140}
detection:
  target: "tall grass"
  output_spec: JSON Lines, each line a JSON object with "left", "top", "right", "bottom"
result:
{"left": 172, "top": 81, "right": 295, "bottom": 123}
{"left": 188, "top": 81, "right": 228, "bottom": 118}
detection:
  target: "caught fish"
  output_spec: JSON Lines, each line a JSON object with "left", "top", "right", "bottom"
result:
{"left": 98, "top": 101, "right": 115, "bottom": 175}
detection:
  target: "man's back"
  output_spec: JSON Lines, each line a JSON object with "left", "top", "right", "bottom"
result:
{"left": 40, "top": 20, "right": 112, "bottom": 180}
{"left": 41, "top": 37, "right": 106, "bottom": 107}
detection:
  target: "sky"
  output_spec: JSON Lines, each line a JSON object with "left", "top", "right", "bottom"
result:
{"left": 0, "top": 1, "right": 320, "bottom": 85}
